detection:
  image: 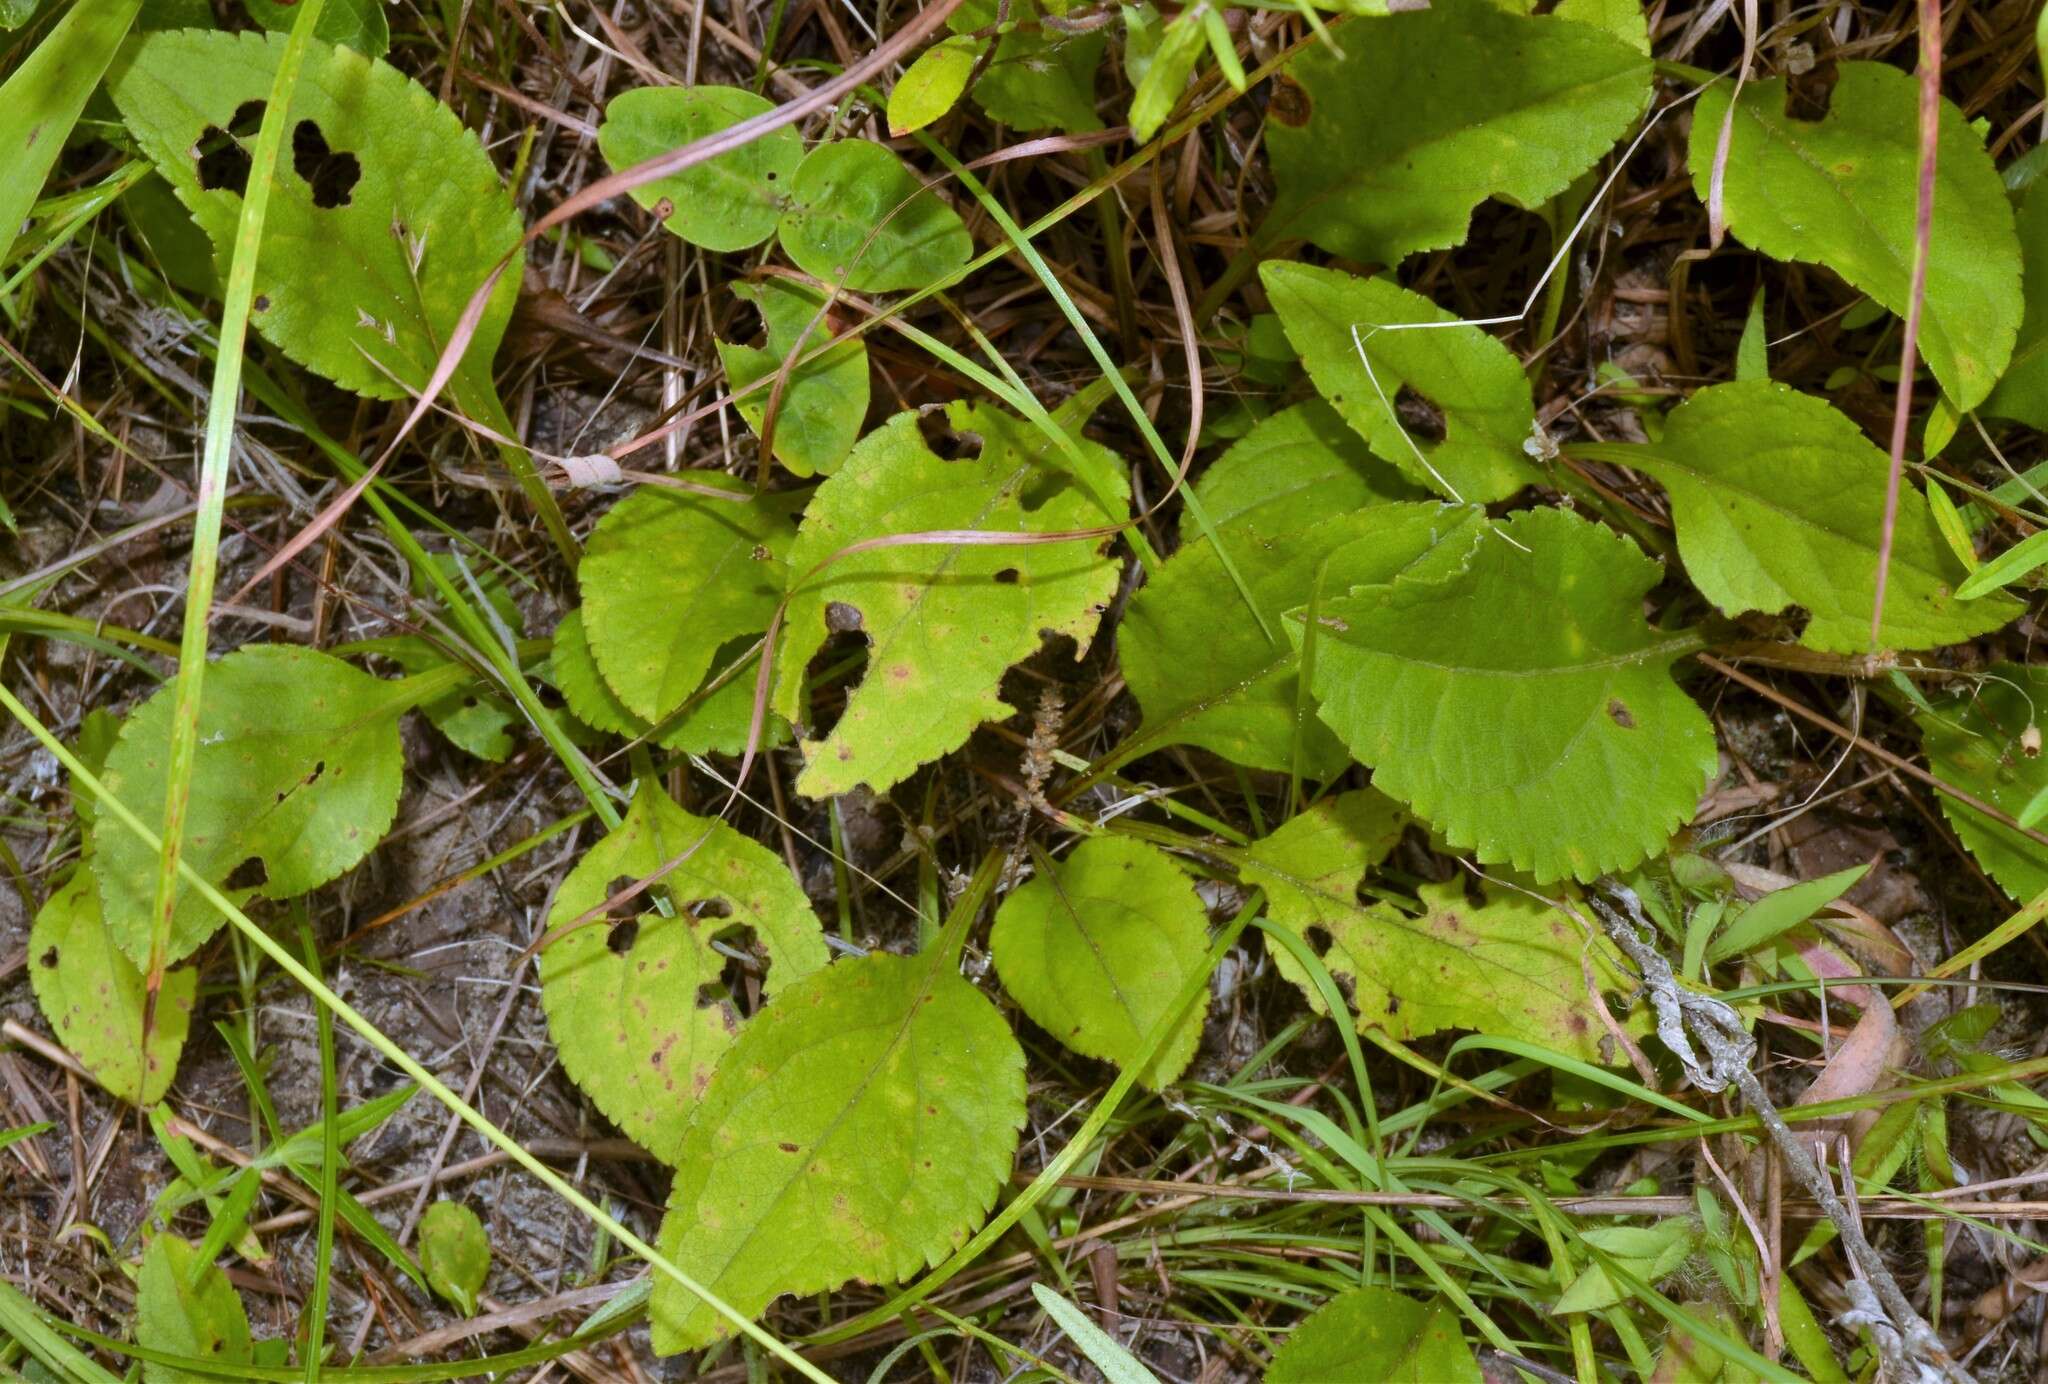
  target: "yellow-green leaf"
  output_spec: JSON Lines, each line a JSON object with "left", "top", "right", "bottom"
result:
{"left": 889, "top": 36, "right": 980, "bottom": 136}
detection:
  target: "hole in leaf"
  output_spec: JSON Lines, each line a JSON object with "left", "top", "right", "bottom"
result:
{"left": 606, "top": 918, "right": 640, "bottom": 954}
{"left": 696, "top": 922, "right": 764, "bottom": 1018}
{"left": 1303, "top": 925, "right": 1332, "bottom": 957}
{"left": 38, "top": 946, "right": 58, "bottom": 969}
{"left": 1785, "top": 65, "right": 1837, "bottom": 121}
{"left": 292, "top": 120, "right": 361, "bottom": 208}
{"left": 225, "top": 856, "right": 269, "bottom": 890}
{"left": 992, "top": 567, "right": 1020, "bottom": 585}
{"left": 253, "top": 295, "right": 270, "bottom": 313}
{"left": 1392, "top": 385, "right": 1447, "bottom": 444}
{"left": 535, "top": 681, "right": 566, "bottom": 710}
{"left": 601, "top": 875, "right": 641, "bottom": 922}
{"left": 226, "top": 101, "right": 265, "bottom": 138}
{"left": 687, "top": 898, "right": 734, "bottom": 922}
{"left": 915, "top": 412, "right": 983, "bottom": 460}
{"left": 1607, "top": 699, "right": 1636, "bottom": 730}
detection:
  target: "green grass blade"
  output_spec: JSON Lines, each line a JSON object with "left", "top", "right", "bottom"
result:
{"left": 0, "top": 0, "right": 143, "bottom": 270}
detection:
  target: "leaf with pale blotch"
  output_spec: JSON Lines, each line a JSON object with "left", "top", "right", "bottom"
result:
{"left": 108, "top": 30, "right": 523, "bottom": 408}
{"left": 549, "top": 609, "right": 784, "bottom": 757}
{"left": 1263, "top": 261, "right": 1540, "bottom": 503}
{"left": 650, "top": 951, "right": 1025, "bottom": 1352}
{"left": 715, "top": 278, "right": 870, "bottom": 478}
{"left": 93, "top": 645, "right": 405, "bottom": 968}
{"left": 1122, "top": 489, "right": 1480, "bottom": 776}
{"left": 1267, "top": 1288, "right": 1482, "bottom": 1384}
{"left": 29, "top": 872, "right": 195, "bottom": 1105}
{"left": 774, "top": 404, "right": 1120, "bottom": 798}
{"left": 581, "top": 479, "right": 797, "bottom": 723}
{"left": 539, "top": 782, "right": 827, "bottom": 1164}
{"left": 597, "top": 86, "right": 802, "bottom": 254}
{"left": 1307, "top": 507, "right": 1717, "bottom": 882}
{"left": 1266, "top": 0, "right": 1649, "bottom": 267}
{"left": 777, "top": 140, "right": 972, "bottom": 293}
{"left": 1986, "top": 182, "right": 2048, "bottom": 429}
{"left": 1690, "top": 63, "right": 2019, "bottom": 410}
{"left": 1604, "top": 382, "right": 2014, "bottom": 653}
{"left": 137, "top": 1235, "right": 253, "bottom": 1384}
{"left": 1917, "top": 668, "right": 2048, "bottom": 903}
{"left": 418, "top": 1201, "right": 490, "bottom": 1315}
{"left": 1246, "top": 794, "right": 1638, "bottom": 1059}
{"left": 991, "top": 836, "right": 1209, "bottom": 1088}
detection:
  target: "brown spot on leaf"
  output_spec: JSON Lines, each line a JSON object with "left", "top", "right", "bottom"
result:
{"left": 1268, "top": 76, "right": 1311, "bottom": 127}
{"left": 1607, "top": 699, "right": 1635, "bottom": 729}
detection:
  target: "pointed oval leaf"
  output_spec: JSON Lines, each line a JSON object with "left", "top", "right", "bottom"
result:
{"left": 1609, "top": 381, "right": 2014, "bottom": 652}
{"left": 1266, "top": 0, "right": 1650, "bottom": 266}
{"left": 418, "top": 1201, "right": 490, "bottom": 1316}
{"left": 776, "top": 140, "right": 972, "bottom": 293}
{"left": 107, "top": 29, "right": 524, "bottom": 401}
{"left": 581, "top": 479, "right": 798, "bottom": 723}
{"left": 714, "top": 278, "right": 871, "bottom": 477}
{"left": 1267, "top": 1288, "right": 1482, "bottom": 1384}
{"left": 1917, "top": 667, "right": 2048, "bottom": 902}
{"left": 597, "top": 85, "right": 801, "bottom": 254}
{"left": 1690, "top": 62, "right": 2020, "bottom": 410}
{"left": 650, "top": 951, "right": 1026, "bottom": 1352}
{"left": 538, "top": 782, "right": 827, "bottom": 1163}
{"left": 93, "top": 645, "right": 405, "bottom": 968}
{"left": 1307, "top": 507, "right": 1717, "bottom": 881}
{"left": 1262, "top": 262, "right": 1540, "bottom": 503}
{"left": 1185, "top": 400, "right": 1420, "bottom": 541}
{"left": 29, "top": 872, "right": 196, "bottom": 1105}
{"left": 1956, "top": 528, "right": 2048, "bottom": 601}
{"left": 889, "top": 35, "right": 980, "bottom": 135}
{"left": 136, "top": 1235, "right": 253, "bottom": 1384}
{"left": 991, "top": 836, "right": 1209, "bottom": 1088}
{"left": 774, "top": 405, "right": 1120, "bottom": 798}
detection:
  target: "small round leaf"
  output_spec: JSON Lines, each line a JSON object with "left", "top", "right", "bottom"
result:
{"left": 776, "top": 140, "right": 972, "bottom": 293}
{"left": 598, "top": 86, "right": 800, "bottom": 253}
{"left": 419, "top": 1201, "right": 490, "bottom": 1316}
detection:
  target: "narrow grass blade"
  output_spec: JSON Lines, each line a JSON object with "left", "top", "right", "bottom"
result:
{"left": 0, "top": 0, "right": 143, "bottom": 269}
{"left": 1031, "top": 1284, "right": 1161, "bottom": 1384}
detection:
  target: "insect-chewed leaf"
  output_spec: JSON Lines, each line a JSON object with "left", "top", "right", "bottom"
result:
{"left": 1266, "top": 1287, "right": 1482, "bottom": 1384}
{"left": 650, "top": 951, "right": 1026, "bottom": 1353}
{"left": 776, "top": 140, "right": 972, "bottom": 293}
{"left": 1265, "top": 0, "right": 1649, "bottom": 266}
{"left": 597, "top": 85, "right": 801, "bottom": 254}
{"left": 1690, "top": 62, "right": 2020, "bottom": 410}
{"left": 581, "top": 479, "right": 798, "bottom": 723}
{"left": 990, "top": 836, "right": 1210, "bottom": 1089}
{"left": 1122, "top": 485, "right": 1480, "bottom": 775}
{"left": 773, "top": 404, "right": 1121, "bottom": 799}
{"left": 93, "top": 645, "right": 405, "bottom": 969}
{"left": 1605, "top": 382, "right": 2014, "bottom": 653}
{"left": 136, "top": 1235, "right": 253, "bottom": 1384}
{"left": 714, "top": 278, "right": 870, "bottom": 477}
{"left": 29, "top": 872, "right": 195, "bottom": 1105}
{"left": 418, "top": 1201, "right": 490, "bottom": 1316}
{"left": 1986, "top": 182, "right": 2048, "bottom": 429}
{"left": 1262, "top": 261, "right": 1541, "bottom": 503}
{"left": 1245, "top": 794, "right": 1637, "bottom": 1060}
{"left": 538, "top": 782, "right": 827, "bottom": 1163}
{"left": 107, "top": 29, "right": 523, "bottom": 404}
{"left": 1917, "top": 668, "right": 2048, "bottom": 903}
{"left": 1306, "top": 507, "right": 1716, "bottom": 882}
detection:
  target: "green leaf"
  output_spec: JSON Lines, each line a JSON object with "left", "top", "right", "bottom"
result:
{"left": 774, "top": 405, "right": 1120, "bottom": 798}
{"left": 1121, "top": 492, "right": 1478, "bottom": 775}
{"left": 538, "top": 782, "right": 827, "bottom": 1163}
{"left": 776, "top": 140, "right": 972, "bottom": 293}
{"left": 1602, "top": 381, "right": 2014, "bottom": 652}
{"left": 890, "top": 36, "right": 980, "bottom": 135}
{"left": 1917, "top": 668, "right": 2048, "bottom": 901}
{"left": 385, "top": 552, "right": 523, "bottom": 762}
{"left": 1703, "top": 864, "right": 1868, "bottom": 966}
{"left": 1553, "top": 0, "right": 1650, "bottom": 54}
{"left": 1266, "top": 1288, "right": 1482, "bottom": 1383}
{"left": 1555, "top": 1219, "right": 1698, "bottom": 1312}
{"left": 29, "top": 872, "right": 195, "bottom": 1105}
{"left": 242, "top": 0, "right": 388, "bottom": 55}
{"left": 1031, "top": 1284, "right": 1161, "bottom": 1384}
{"left": 93, "top": 645, "right": 405, "bottom": 968}
{"left": 1307, "top": 507, "right": 1717, "bottom": 882}
{"left": 1126, "top": 7, "right": 1204, "bottom": 143}
{"left": 597, "top": 86, "right": 800, "bottom": 254}
{"left": 976, "top": 24, "right": 1106, "bottom": 133}
{"left": 1957, "top": 528, "right": 2048, "bottom": 600}
{"left": 1262, "top": 261, "right": 1540, "bottom": 502}
{"left": 581, "top": 479, "right": 797, "bottom": 723}
{"left": 1690, "top": 62, "right": 2021, "bottom": 410}
{"left": 121, "top": 172, "right": 220, "bottom": 298}
{"left": 714, "top": 277, "right": 870, "bottom": 477}
{"left": 136, "top": 1235, "right": 252, "bottom": 1384}
{"left": 108, "top": 29, "right": 525, "bottom": 406}
{"left": 0, "top": 0, "right": 145, "bottom": 269}
{"left": 418, "top": 1201, "right": 490, "bottom": 1316}
{"left": 1736, "top": 288, "right": 1768, "bottom": 382}
{"left": 1926, "top": 479, "right": 1977, "bottom": 575}
{"left": 1266, "top": 0, "right": 1649, "bottom": 266}
{"left": 0, "top": 0, "right": 41, "bottom": 30}
{"left": 650, "top": 951, "right": 1026, "bottom": 1352}
{"left": 991, "top": 836, "right": 1209, "bottom": 1088}
{"left": 549, "top": 609, "right": 783, "bottom": 756}
{"left": 1985, "top": 183, "right": 2048, "bottom": 427}
{"left": 1245, "top": 793, "right": 1637, "bottom": 1060}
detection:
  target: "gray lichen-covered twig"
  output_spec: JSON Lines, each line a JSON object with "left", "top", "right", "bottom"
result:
{"left": 1590, "top": 882, "right": 1965, "bottom": 1384}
